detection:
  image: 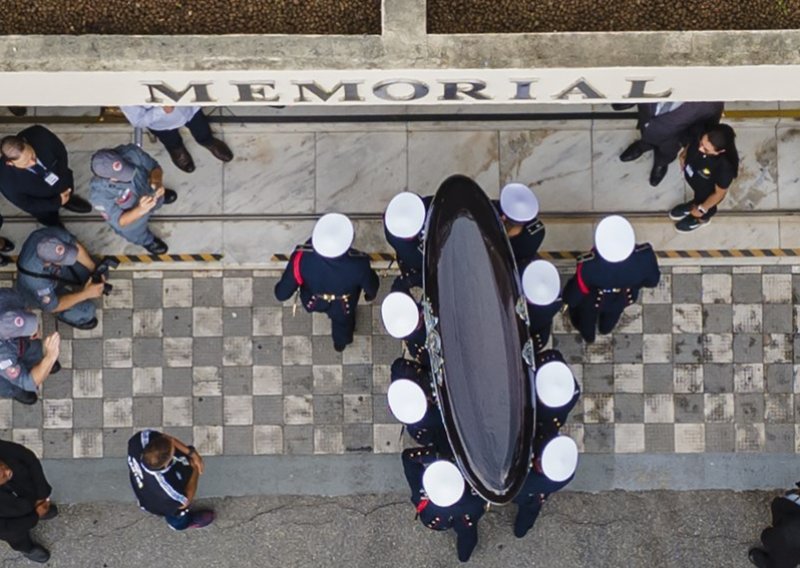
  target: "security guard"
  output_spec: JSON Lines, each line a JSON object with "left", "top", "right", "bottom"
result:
{"left": 381, "top": 291, "right": 428, "bottom": 367}
{"left": 534, "top": 350, "right": 580, "bottom": 437}
{"left": 16, "top": 227, "right": 104, "bottom": 330}
{"left": 0, "top": 289, "right": 60, "bottom": 405}
{"left": 388, "top": 378, "right": 449, "bottom": 453}
{"left": 512, "top": 434, "right": 578, "bottom": 538}
{"left": 89, "top": 146, "right": 178, "bottom": 255}
{"left": 383, "top": 192, "right": 431, "bottom": 293}
{"left": 402, "top": 448, "right": 487, "bottom": 563}
{"left": 521, "top": 260, "right": 563, "bottom": 352}
{"left": 493, "top": 183, "right": 545, "bottom": 267}
{"left": 275, "top": 213, "right": 379, "bottom": 352}
{"left": 563, "top": 215, "right": 660, "bottom": 343}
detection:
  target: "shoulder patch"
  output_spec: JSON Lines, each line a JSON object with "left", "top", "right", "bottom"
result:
{"left": 526, "top": 218, "right": 545, "bottom": 235}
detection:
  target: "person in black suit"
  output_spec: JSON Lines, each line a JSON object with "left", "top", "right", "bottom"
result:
{"left": 616, "top": 102, "right": 724, "bottom": 186}
{"left": 749, "top": 489, "right": 800, "bottom": 568}
{"left": 0, "top": 125, "right": 92, "bottom": 226}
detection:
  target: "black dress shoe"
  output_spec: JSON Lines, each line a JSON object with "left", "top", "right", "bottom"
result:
{"left": 50, "top": 361, "right": 61, "bottom": 375}
{"left": 168, "top": 145, "right": 195, "bottom": 173}
{"left": 7, "top": 107, "right": 27, "bottom": 117}
{"left": 59, "top": 316, "right": 98, "bottom": 331}
{"left": 0, "top": 254, "right": 10, "bottom": 267}
{"left": 40, "top": 503, "right": 59, "bottom": 521}
{"left": 611, "top": 103, "right": 636, "bottom": 111}
{"left": 203, "top": 138, "right": 233, "bottom": 162}
{"left": 748, "top": 547, "right": 769, "bottom": 568}
{"left": 23, "top": 545, "right": 50, "bottom": 563}
{"left": 649, "top": 163, "right": 669, "bottom": 186}
{"left": 163, "top": 189, "right": 178, "bottom": 204}
{"left": 145, "top": 237, "right": 169, "bottom": 255}
{"left": 12, "top": 390, "right": 37, "bottom": 405}
{"left": 0, "top": 238, "right": 13, "bottom": 253}
{"left": 619, "top": 141, "right": 645, "bottom": 162}
{"left": 63, "top": 194, "right": 92, "bottom": 213}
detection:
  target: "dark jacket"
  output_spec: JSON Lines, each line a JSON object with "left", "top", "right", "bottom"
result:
{"left": 759, "top": 496, "right": 800, "bottom": 567}
{"left": 637, "top": 102, "right": 724, "bottom": 158}
{"left": 0, "top": 125, "right": 72, "bottom": 226}
{"left": 0, "top": 440, "right": 51, "bottom": 536}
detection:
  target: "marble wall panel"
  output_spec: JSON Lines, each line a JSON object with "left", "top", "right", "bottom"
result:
{"left": 152, "top": 220, "right": 224, "bottom": 256}
{"left": 537, "top": 219, "right": 594, "bottom": 253}
{"left": 722, "top": 126, "right": 777, "bottom": 211}
{"left": 222, "top": 132, "right": 315, "bottom": 215}
{"left": 631, "top": 218, "right": 780, "bottom": 253}
{"left": 776, "top": 127, "right": 800, "bottom": 208}
{"left": 315, "top": 131, "right": 407, "bottom": 214}
{"left": 499, "top": 129, "right": 592, "bottom": 212}
{"left": 54, "top": 127, "right": 133, "bottom": 152}
{"left": 592, "top": 129, "right": 687, "bottom": 212}
{"left": 225, "top": 220, "right": 315, "bottom": 265}
{"left": 408, "top": 130, "right": 499, "bottom": 197}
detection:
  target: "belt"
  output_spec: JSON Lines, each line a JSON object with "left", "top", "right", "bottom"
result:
{"left": 599, "top": 288, "right": 623, "bottom": 294}
{"left": 315, "top": 293, "right": 351, "bottom": 301}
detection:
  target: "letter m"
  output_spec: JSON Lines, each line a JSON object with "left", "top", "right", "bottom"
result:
{"left": 142, "top": 82, "right": 215, "bottom": 103}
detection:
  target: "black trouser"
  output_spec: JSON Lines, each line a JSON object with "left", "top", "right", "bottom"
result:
{"left": 151, "top": 111, "right": 213, "bottom": 151}
{"left": 0, "top": 530, "right": 34, "bottom": 553}
{"left": 568, "top": 292, "right": 628, "bottom": 343}
{"left": 306, "top": 296, "right": 357, "bottom": 349}
{"left": 513, "top": 497, "right": 543, "bottom": 538}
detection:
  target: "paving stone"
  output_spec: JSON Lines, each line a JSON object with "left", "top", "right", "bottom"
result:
{"left": 164, "top": 338, "right": 193, "bottom": 367}
{"left": 253, "top": 396, "right": 284, "bottom": 425}
{"left": 163, "top": 308, "right": 193, "bottom": 337}
{"left": 551, "top": 334, "right": 584, "bottom": 365}
{"left": 734, "top": 364, "right": 765, "bottom": 393}
{"left": 104, "top": 279, "right": 133, "bottom": 310}
{"left": 253, "top": 425, "right": 283, "bottom": 454}
{"left": 735, "top": 393, "right": 765, "bottom": 423}
{"left": 673, "top": 364, "right": 703, "bottom": 394}
{"left": 133, "top": 397, "right": 163, "bottom": 427}
{"left": 104, "top": 398, "right": 133, "bottom": 428}
{"left": 373, "top": 423, "right": 403, "bottom": 454}
{"left": 224, "top": 308, "right": 253, "bottom": 337}
{"left": 163, "top": 278, "right": 193, "bottom": 309}
{"left": 643, "top": 364, "right": 674, "bottom": 394}
{"left": 372, "top": 395, "right": 393, "bottom": 424}
{"left": 73, "top": 429, "right": 103, "bottom": 458}
{"left": 282, "top": 307, "right": 312, "bottom": 336}
{"left": 344, "top": 394, "right": 373, "bottom": 423}
{"left": 312, "top": 336, "right": 343, "bottom": 365}
{"left": 586, "top": 335, "right": 614, "bottom": 364}
{"left": 224, "top": 336, "right": 253, "bottom": 366}
{"left": 765, "top": 394, "right": 793, "bottom": 423}
{"left": 343, "top": 423, "right": 373, "bottom": 452}
{"left": 71, "top": 339, "right": 103, "bottom": 369}
{"left": 765, "top": 423, "right": 794, "bottom": 453}
{"left": 43, "top": 399, "right": 72, "bottom": 429}
{"left": 702, "top": 305, "right": 732, "bottom": 333}
{"left": 671, "top": 304, "right": 701, "bottom": 334}
{"left": 252, "top": 277, "right": 278, "bottom": 308}
{"left": 12, "top": 430, "right": 42, "bottom": 458}
{"left": 192, "top": 307, "right": 223, "bottom": 337}
{"left": 642, "top": 334, "right": 671, "bottom": 364}
{"left": 735, "top": 423, "right": 765, "bottom": 452}
{"left": 133, "top": 278, "right": 163, "bottom": 309}
{"left": 583, "top": 394, "right": 613, "bottom": 424}
{"left": 283, "top": 366, "right": 313, "bottom": 396}
{"left": 674, "top": 394, "right": 704, "bottom": 423}
{"left": 132, "top": 309, "right": 163, "bottom": 337}
{"left": 642, "top": 274, "right": 671, "bottom": 304}
{"left": 194, "top": 425, "right": 223, "bottom": 455}
{"left": 133, "top": 367, "right": 163, "bottom": 396}
{"left": 193, "top": 277, "right": 223, "bottom": 307}
{"left": 253, "top": 307, "right": 282, "bottom": 336}
{"left": 193, "top": 367, "right": 222, "bottom": 397}
{"left": 644, "top": 424, "right": 674, "bottom": 453}
{"left": 223, "top": 395, "right": 254, "bottom": 426}
{"left": 671, "top": 273, "right": 702, "bottom": 304}
{"left": 674, "top": 423, "right": 705, "bottom": 453}
{"left": 765, "top": 334, "right": 793, "bottom": 364}
{"left": 73, "top": 369, "right": 103, "bottom": 398}
{"left": 343, "top": 365, "right": 372, "bottom": 394}
{"left": 613, "top": 394, "right": 643, "bottom": 423}
{"left": 314, "top": 425, "right": 344, "bottom": 454}
{"left": 222, "top": 425, "right": 254, "bottom": 455}
{"left": 284, "top": 425, "right": 313, "bottom": 454}
{"left": 583, "top": 424, "right": 614, "bottom": 453}
{"left": 192, "top": 337, "right": 222, "bottom": 367}
{"left": 766, "top": 364, "right": 794, "bottom": 393}
{"left": 253, "top": 336, "right": 283, "bottom": 366}
{"left": 372, "top": 334, "right": 402, "bottom": 365}
{"left": 224, "top": 277, "right": 253, "bottom": 308}
{"left": 702, "top": 274, "right": 732, "bottom": 304}
{"left": 132, "top": 338, "right": 163, "bottom": 367}
{"left": 223, "top": 367, "right": 253, "bottom": 396}
{"left": 162, "top": 368, "right": 193, "bottom": 397}
{"left": 614, "top": 424, "right": 644, "bottom": 453}
{"left": 705, "top": 423, "right": 735, "bottom": 451}
{"left": 193, "top": 396, "right": 223, "bottom": 426}
{"left": 253, "top": 366, "right": 282, "bottom": 396}
{"left": 644, "top": 394, "right": 674, "bottom": 423}
{"left": 583, "top": 364, "right": 613, "bottom": 393}
{"left": 74, "top": 309, "right": 104, "bottom": 339}
{"left": 103, "top": 309, "right": 132, "bottom": 338}
{"left": 42, "top": 429, "right": 72, "bottom": 459}
{"left": 104, "top": 369, "right": 133, "bottom": 397}
{"left": 673, "top": 334, "right": 702, "bottom": 364}
{"left": 763, "top": 304, "right": 794, "bottom": 333}
{"left": 313, "top": 395, "right": 343, "bottom": 425}
{"left": 732, "top": 274, "right": 761, "bottom": 303}
{"left": 163, "top": 397, "right": 193, "bottom": 427}
{"left": 613, "top": 364, "right": 643, "bottom": 393}
{"left": 613, "top": 334, "right": 643, "bottom": 364}
{"left": 703, "top": 334, "right": 733, "bottom": 363}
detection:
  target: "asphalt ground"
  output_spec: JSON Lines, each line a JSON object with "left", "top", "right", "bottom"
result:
{"left": 0, "top": 491, "right": 773, "bottom": 567}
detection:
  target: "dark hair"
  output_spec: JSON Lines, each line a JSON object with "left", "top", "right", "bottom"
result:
{"left": 0, "top": 136, "right": 24, "bottom": 161}
{"left": 706, "top": 123, "right": 739, "bottom": 176}
{"left": 142, "top": 435, "right": 173, "bottom": 470}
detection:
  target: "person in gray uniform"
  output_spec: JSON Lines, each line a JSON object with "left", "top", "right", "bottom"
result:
{"left": 16, "top": 227, "right": 105, "bottom": 330}
{"left": 0, "top": 289, "right": 60, "bottom": 405}
{"left": 89, "top": 146, "right": 178, "bottom": 255}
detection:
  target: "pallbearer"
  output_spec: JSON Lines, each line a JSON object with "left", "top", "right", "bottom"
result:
{"left": 383, "top": 192, "right": 430, "bottom": 293}
{"left": 563, "top": 215, "right": 660, "bottom": 343}
{"left": 275, "top": 214, "right": 379, "bottom": 352}
{"left": 381, "top": 291, "right": 429, "bottom": 367}
{"left": 533, "top": 350, "right": 580, "bottom": 436}
{"left": 388, "top": 378, "right": 448, "bottom": 452}
{"left": 494, "top": 183, "right": 545, "bottom": 266}
{"left": 521, "top": 260, "right": 563, "bottom": 352}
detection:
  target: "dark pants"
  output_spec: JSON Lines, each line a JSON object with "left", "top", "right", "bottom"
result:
{"left": 513, "top": 498, "right": 543, "bottom": 538}
{"left": 151, "top": 111, "right": 213, "bottom": 151}
{"left": 568, "top": 292, "right": 628, "bottom": 343}
{"left": 54, "top": 263, "right": 97, "bottom": 326}
{"left": 166, "top": 509, "right": 191, "bottom": 530}
{"left": 531, "top": 325, "right": 552, "bottom": 353}
{"left": 0, "top": 530, "right": 34, "bottom": 553}
{"left": 307, "top": 296, "right": 357, "bottom": 350}
{"left": 454, "top": 524, "right": 478, "bottom": 563}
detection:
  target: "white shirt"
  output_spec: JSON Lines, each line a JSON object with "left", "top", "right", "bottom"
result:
{"left": 120, "top": 106, "right": 201, "bottom": 131}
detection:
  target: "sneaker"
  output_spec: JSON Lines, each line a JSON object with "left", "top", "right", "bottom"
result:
{"left": 162, "top": 189, "right": 178, "bottom": 204}
{"left": 0, "top": 237, "right": 14, "bottom": 253}
{"left": 675, "top": 215, "right": 710, "bottom": 233}
{"left": 145, "top": 237, "right": 169, "bottom": 255}
{"left": 50, "top": 361, "right": 61, "bottom": 375}
{"left": 63, "top": 195, "right": 92, "bottom": 214}
{"left": 58, "top": 316, "right": 98, "bottom": 331}
{"left": 186, "top": 510, "right": 215, "bottom": 529}
{"left": 23, "top": 545, "right": 50, "bottom": 563}
{"left": 12, "top": 390, "right": 37, "bottom": 405}
{"left": 669, "top": 202, "right": 694, "bottom": 221}
{"left": 41, "top": 502, "right": 59, "bottom": 520}
{"left": 748, "top": 547, "right": 769, "bottom": 568}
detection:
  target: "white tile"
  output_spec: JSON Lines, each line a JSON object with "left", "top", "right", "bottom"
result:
{"left": 103, "top": 398, "right": 133, "bottom": 427}
{"left": 193, "top": 367, "right": 222, "bottom": 396}
{"left": 224, "top": 395, "right": 253, "bottom": 426}
{"left": 674, "top": 424, "right": 705, "bottom": 453}
{"left": 193, "top": 425, "right": 223, "bottom": 456}
{"left": 253, "top": 366, "right": 283, "bottom": 396}
{"left": 614, "top": 424, "right": 644, "bottom": 453}
{"left": 133, "top": 368, "right": 163, "bottom": 396}
{"left": 253, "top": 425, "right": 283, "bottom": 454}
{"left": 72, "top": 430, "right": 103, "bottom": 459}
{"left": 163, "top": 279, "right": 193, "bottom": 308}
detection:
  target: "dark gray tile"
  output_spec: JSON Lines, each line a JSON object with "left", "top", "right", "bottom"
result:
{"left": 253, "top": 396, "right": 283, "bottom": 424}
{"left": 193, "top": 396, "right": 222, "bottom": 426}
{"left": 312, "top": 336, "right": 343, "bottom": 365}
{"left": 673, "top": 334, "right": 703, "bottom": 364}
{"left": 252, "top": 277, "right": 279, "bottom": 307}
{"left": 766, "top": 364, "right": 793, "bottom": 393}
{"left": 702, "top": 305, "right": 732, "bottom": 334}
{"left": 613, "top": 394, "right": 643, "bottom": 423}
{"left": 253, "top": 337, "right": 282, "bottom": 366}
{"left": 732, "top": 274, "right": 762, "bottom": 303}
{"left": 193, "top": 278, "right": 223, "bottom": 307}
{"left": 613, "top": 334, "right": 642, "bottom": 364}
{"left": 284, "top": 425, "right": 313, "bottom": 454}
{"left": 282, "top": 307, "right": 312, "bottom": 335}
{"left": 224, "top": 308, "right": 252, "bottom": 336}
{"left": 164, "top": 427, "right": 193, "bottom": 446}
{"left": 343, "top": 424, "right": 373, "bottom": 452}
{"left": 583, "top": 364, "right": 613, "bottom": 393}
{"left": 223, "top": 426, "right": 254, "bottom": 455}
{"left": 583, "top": 424, "right": 614, "bottom": 453}
{"left": 42, "top": 371, "right": 73, "bottom": 398}
{"left": 793, "top": 274, "right": 800, "bottom": 304}
{"left": 354, "top": 305, "right": 373, "bottom": 335}
{"left": 103, "top": 369, "right": 132, "bottom": 397}
{"left": 283, "top": 366, "right": 313, "bottom": 396}
{"left": 766, "top": 394, "right": 793, "bottom": 423}
{"left": 644, "top": 364, "right": 673, "bottom": 393}
{"left": 133, "top": 279, "right": 163, "bottom": 309}
{"left": 42, "top": 429, "right": 72, "bottom": 459}
{"left": 372, "top": 394, "right": 393, "bottom": 424}
{"left": 552, "top": 334, "right": 584, "bottom": 365}
{"left": 223, "top": 367, "right": 252, "bottom": 395}
{"left": 103, "top": 427, "right": 134, "bottom": 457}
{"left": 765, "top": 424, "right": 794, "bottom": 453}
{"left": 372, "top": 334, "right": 402, "bottom": 366}
{"left": 733, "top": 334, "right": 763, "bottom": 364}
{"left": 313, "top": 395, "right": 343, "bottom": 424}
{"left": 703, "top": 364, "right": 733, "bottom": 393}
{"left": 705, "top": 423, "right": 735, "bottom": 452}
{"left": 72, "top": 339, "right": 103, "bottom": 369}
{"left": 163, "top": 308, "right": 193, "bottom": 337}
{"left": 343, "top": 365, "right": 372, "bottom": 394}
{"left": 644, "top": 424, "right": 674, "bottom": 452}
{"left": 674, "top": 394, "right": 704, "bottom": 423}
{"left": 763, "top": 304, "right": 794, "bottom": 333}
{"left": 133, "top": 338, "right": 163, "bottom": 367}
{"left": 734, "top": 393, "right": 765, "bottom": 423}
{"left": 162, "top": 368, "right": 193, "bottom": 396}
{"left": 103, "top": 309, "right": 132, "bottom": 338}
{"left": 193, "top": 337, "right": 223, "bottom": 367}
{"left": 764, "top": 265, "right": 792, "bottom": 274}
{"left": 642, "top": 304, "right": 672, "bottom": 334}
{"left": 133, "top": 397, "right": 163, "bottom": 427}
{"left": 73, "top": 399, "right": 103, "bottom": 428}
{"left": 672, "top": 274, "right": 702, "bottom": 304}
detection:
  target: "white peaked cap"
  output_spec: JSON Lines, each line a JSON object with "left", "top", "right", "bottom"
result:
{"left": 522, "top": 260, "right": 561, "bottom": 306}
{"left": 535, "top": 361, "right": 574, "bottom": 408}
{"left": 423, "top": 460, "right": 465, "bottom": 507}
{"left": 541, "top": 436, "right": 579, "bottom": 482}
{"left": 385, "top": 192, "right": 426, "bottom": 239}
{"left": 312, "top": 213, "right": 354, "bottom": 258}
{"left": 381, "top": 292, "right": 420, "bottom": 339}
{"left": 387, "top": 379, "right": 427, "bottom": 424}
{"left": 500, "top": 183, "right": 539, "bottom": 223}
{"left": 594, "top": 215, "right": 635, "bottom": 263}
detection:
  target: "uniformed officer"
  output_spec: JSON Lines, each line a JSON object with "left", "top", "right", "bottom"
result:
{"left": 15, "top": 227, "right": 105, "bottom": 330}
{"left": 521, "top": 260, "right": 563, "bottom": 352}
{"left": 493, "top": 183, "right": 545, "bottom": 267}
{"left": 512, "top": 434, "right": 578, "bottom": 538}
{"left": 0, "top": 289, "right": 60, "bottom": 405}
{"left": 388, "top": 378, "right": 449, "bottom": 452}
{"left": 381, "top": 291, "right": 428, "bottom": 366}
{"left": 563, "top": 215, "right": 660, "bottom": 343}
{"left": 89, "top": 146, "right": 178, "bottom": 255}
{"left": 275, "top": 213, "right": 379, "bottom": 352}
{"left": 402, "top": 448, "right": 487, "bottom": 563}
{"left": 127, "top": 429, "right": 214, "bottom": 531}
{"left": 533, "top": 350, "right": 580, "bottom": 437}
{"left": 383, "top": 192, "right": 431, "bottom": 293}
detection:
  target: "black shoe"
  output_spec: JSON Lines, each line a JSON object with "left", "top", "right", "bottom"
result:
{"left": 334, "top": 343, "right": 346, "bottom": 353}
{"left": 675, "top": 215, "right": 710, "bottom": 233}
{"left": 669, "top": 202, "right": 694, "bottom": 221}
{"left": 0, "top": 238, "right": 14, "bottom": 253}
{"left": 145, "top": 237, "right": 168, "bottom": 255}
{"left": 0, "top": 254, "right": 10, "bottom": 267}
{"left": 649, "top": 164, "right": 669, "bottom": 186}
{"left": 202, "top": 138, "right": 233, "bottom": 162}
{"left": 619, "top": 141, "right": 645, "bottom": 162}
{"left": 50, "top": 361, "right": 61, "bottom": 375}
{"left": 12, "top": 390, "right": 37, "bottom": 405}
{"left": 8, "top": 106, "right": 27, "bottom": 117}
{"left": 748, "top": 547, "right": 769, "bottom": 568}
{"left": 23, "top": 545, "right": 50, "bottom": 563}
{"left": 163, "top": 189, "right": 178, "bottom": 204}
{"left": 63, "top": 194, "right": 92, "bottom": 213}
{"left": 41, "top": 503, "right": 59, "bottom": 521}
{"left": 168, "top": 145, "right": 195, "bottom": 173}
{"left": 58, "top": 316, "right": 98, "bottom": 331}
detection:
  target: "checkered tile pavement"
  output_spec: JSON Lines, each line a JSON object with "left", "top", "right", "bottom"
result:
{"left": 1, "top": 264, "right": 798, "bottom": 459}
